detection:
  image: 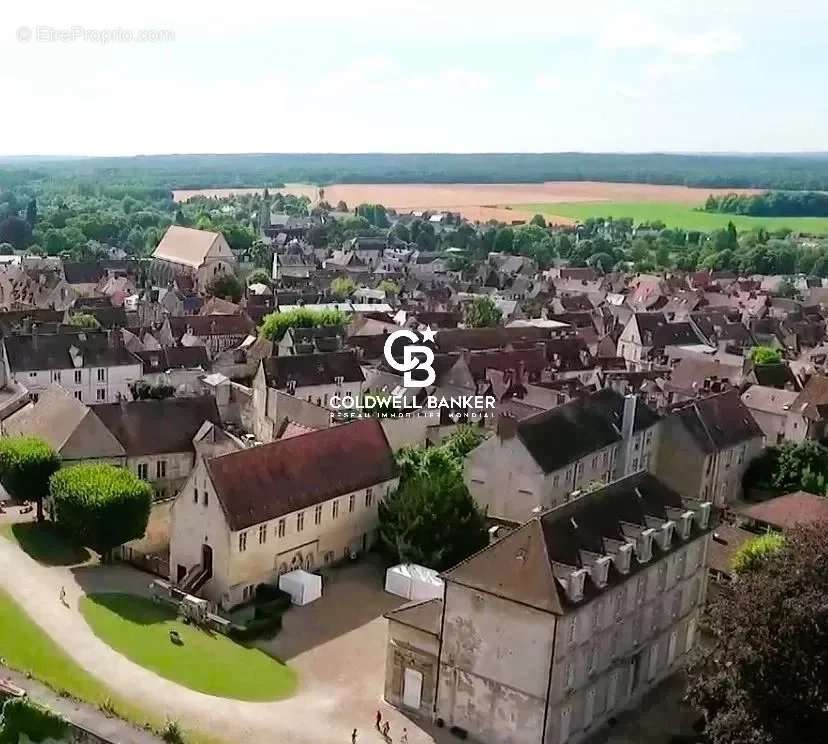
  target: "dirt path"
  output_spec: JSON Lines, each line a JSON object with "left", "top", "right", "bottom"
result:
{"left": 0, "top": 535, "right": 441, "bottom": 744}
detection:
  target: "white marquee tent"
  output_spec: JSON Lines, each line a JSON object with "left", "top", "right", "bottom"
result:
{"left": 279, "top": 569, "right": 323, "bottom": 606}
{"left": 385, "top": 563, "right": 444, "bottom": 601}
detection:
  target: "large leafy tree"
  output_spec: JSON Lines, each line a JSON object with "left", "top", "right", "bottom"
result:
{"left": 206, "top": 273, "right": 242, "bottom": 303}
{"left": 50, "top": 464, "right": 152, "bottom": 561}
{"left": 464, "top": 296, "right": 502, "bottom": 328}
{"left": 330, "top": 276, "right": 357, "bottom": 300}
{"left": 687, "top": 524, "right": 828, "bottom": 744}
{"left": 745, "top": 440, "right": 828, "bottom": 495}
{"left": 378, "top": 431, "right": 488, "bottom": 571}
{"left": 246, "top": 268, "right": 272, "bottom": 287}
{"left": 0, "top": 437, "right": 61, "bottom": 521}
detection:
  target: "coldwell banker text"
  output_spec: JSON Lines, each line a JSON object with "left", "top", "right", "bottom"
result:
{"left": 329, "top": 394, "right": 496, "bottom": 411}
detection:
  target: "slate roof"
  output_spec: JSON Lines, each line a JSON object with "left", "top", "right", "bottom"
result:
{"left": 560, "top": 267, "right": 599, "bottom": 281}
{"left": 559, "top": 295, "right": 594, "bottom": 312}
{"left": 0, "top": 309, "right": 64, "bottom": 336}
{"left": 516, "top": 389, "right": 660, "bottom": 474}
{"left": 168, "top": 314, "right": 254, "bottom": 339}
{"left": 666, "top": 357, "right": 743, "bottom": 395}
{"left": 740, "top": 385, "right": 798, "bottom": 415}
{"left": 444, "top": 471, "right": 713, "bottom": 615}
{"left": 384, "top": 598, "right": 442, "bottom": 636}
{"left": 435, "top": 326, "right": 550, "bottom": 353}
{"left": 63, "top": 262, "right": 104, "bottom": 284}
{"left": 206, "top": 418, "right": 395, "bottom": 531}
{"left": 467, "top": 347, "right": 547, "bottom": 379}
{"left": 2, "top": 385, "right": 125, "bottom": 459}
{"left": 707, "top": 525, "right": 754, "bottom": 576}
{"left": 4, "top": 332, "right": 140, "bottom": 372}
{"left": 635, "top": 313, "right": 707, "bottom": 348}
{"left": 413, "top": 311, "right": 461, "bottom": 329}
{"left": 546, "top": 336, "right": 594, "bottom": 371}
{"left": 134, "top": 346, "right": 209, "bottom": 374}
{"left": 261, "top": 351, "right": 365, "bottom": 389}
{"left": 791, "top": 374, "right": 828, "bottom": 420}
{"left": 667, "top": 389, "right": 762, "bottom": 454}
{"left": 93, "top": 396, "right": 220, "bottom": 456}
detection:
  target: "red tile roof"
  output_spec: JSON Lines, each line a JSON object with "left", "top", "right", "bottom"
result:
{"left": 740, "top": 491, "right": 828, "bottom": 530}
{"left": 207, "top": 418, "right": 395, "bottom": 530}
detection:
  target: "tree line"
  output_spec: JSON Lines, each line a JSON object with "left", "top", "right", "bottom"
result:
{"left": 704, "top": 190, "right": 828, "bottom": 217}
{"left": 4, "top": 152, "right": 828, "bottom": 189}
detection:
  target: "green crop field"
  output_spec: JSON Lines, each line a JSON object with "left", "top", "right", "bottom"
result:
{"left": 517, "top": 201, "right": 828, "bottom": 234}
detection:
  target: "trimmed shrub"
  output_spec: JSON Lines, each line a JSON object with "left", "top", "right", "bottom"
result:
{"left": 0, "top": 436, "right": 61, "bottom": 521}
{"left": 50, "top": 464, "right": 152, "bottom": 560}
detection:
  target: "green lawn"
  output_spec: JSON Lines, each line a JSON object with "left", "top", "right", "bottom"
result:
{"left": 517, "top": 201, "right": 828, "bottom": 234}
{"left": 0, "top": 588, "right": 224, "bottom": 744}
{"left": 0, "top": 586, "right": 116, "bottom": 705}
{"left": 80, "top": 593, "right": 297, "bottom": 701}
{"left": 0, "top": 522, "right": 90, "bottom": 566}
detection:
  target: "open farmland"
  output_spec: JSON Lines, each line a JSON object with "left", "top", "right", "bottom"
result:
{"left": 521, "top": 201, "right": 828, "bottom": 233}
{"left": 173, "top": 181, "right": 761, "bottom": 226}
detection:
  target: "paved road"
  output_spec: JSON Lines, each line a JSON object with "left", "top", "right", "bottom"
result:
{"left": 0, "top": 530, "right": 443, "bottom": 744}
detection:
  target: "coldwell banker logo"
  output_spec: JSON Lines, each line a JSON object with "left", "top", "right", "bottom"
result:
{"left": 383, "top": 326, "right": 437, "bottom": 388}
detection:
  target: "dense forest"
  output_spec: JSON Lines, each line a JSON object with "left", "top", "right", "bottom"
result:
{"left": 704, "top": 190, "right": 828, "bottom": 217}
{"left": 2, "top": 152, "right": 828, "bottom": 190}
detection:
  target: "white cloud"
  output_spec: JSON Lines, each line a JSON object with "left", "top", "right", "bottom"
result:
{"left": 599, "top": 14, "right": 744, "bottom": 58}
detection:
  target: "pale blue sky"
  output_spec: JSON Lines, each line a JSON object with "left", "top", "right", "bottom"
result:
{"left": 1, "top": 0, "right": 826, "bottom": 155}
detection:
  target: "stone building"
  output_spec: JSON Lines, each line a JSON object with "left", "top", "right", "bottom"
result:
{"left": 169, "top": 418, "right": 396, "bottom": 608}
{"left": 464, "top": 390, "right": 661, "bottom": 524}
{"left": 654, "top": 389, "right": 763, "bottom": 506}
{"left": 151, "top": 226, "right": 237, "bottom": 293}
{"left": 383, "top": 471, "right": 714, "bottom": 744}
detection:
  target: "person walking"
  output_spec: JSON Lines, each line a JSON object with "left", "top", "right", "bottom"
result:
{"left": 352, "top": 729, "right": 358, "bottom": 744}
{"left": 59, "top": 586, "right": 66, "bottom": 606}
{"left": 382, "top": 721, "right": 390, "bottom": 741}
{"left": 375, "top": 710, "right": 382, "bottom": 730}
{"left": 400, "top": 728, "right": 408, "bottom": 744}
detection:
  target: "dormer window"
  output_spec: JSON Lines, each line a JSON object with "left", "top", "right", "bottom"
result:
{"left": 636, "top": 529, "right": 655, "bottom": 563}
{"left": 591, "top": 556, "right": 611, "bottom": 588}
{"left": 659, "top": 521, "right": 675, "bottom": 551}
{"left": 567, "top": 569, "right": 587, "bottom": 602}
{"left": 614, "top": 543, "right": 633, "bottom": 574}
{"left": 698, "top": 502, "right": 712, "bottom": 529}
{"left": 679, "top": 510, "right": 694, "bottom": 540}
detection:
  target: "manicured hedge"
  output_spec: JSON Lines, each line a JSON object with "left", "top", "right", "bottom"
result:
{"left": 0, "top": 436, "right": 61, "bottom": 519}
{"left": 50, "top": 464, "right": 152, "bottom": 560}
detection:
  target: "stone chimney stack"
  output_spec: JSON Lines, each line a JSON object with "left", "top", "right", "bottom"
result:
{"left": 614, "top": 393, "right": 637, "bottom": 480}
